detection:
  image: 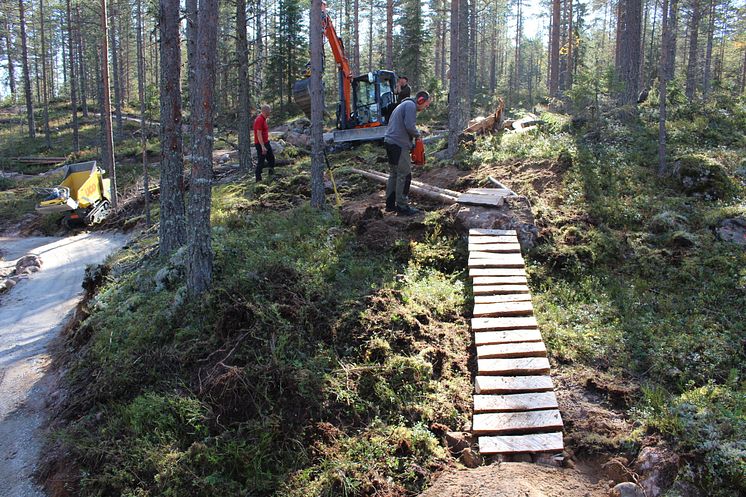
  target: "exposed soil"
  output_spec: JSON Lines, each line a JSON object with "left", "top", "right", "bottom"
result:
{"left": 419, "top": 461, "right": 609, "bottom": 497}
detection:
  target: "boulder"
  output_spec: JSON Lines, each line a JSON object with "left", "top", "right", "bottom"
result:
{"left": 633, "top": 445, "right": 680, "bottom": 497}
{"left": 15, "top": 254, "right": 42, "bottom": 271}
{"left": 459, "top": 448, "right": 482, "bottom": 468}
{"left": 1, "top": 278, "right": 16, "bottom": 291}
{"left": 444, "top": 431, "right": 472, "bottom": 455}
{"left": 602, "top": 457, "right": 633, "bottom": 484}
{"left": 716, "top": 216, "right": 746, "bottom": 246}
{"left": 283, "top": 131, "right": 311, "bottom": 149}
{"left": 673, "top": 155, "right": 735, "bottom": 200}
{"left": 454, "top": 196, "right": 538, "bottom": 250}
{"left": 609, "top": 482, "right": 645, "bottom": 497}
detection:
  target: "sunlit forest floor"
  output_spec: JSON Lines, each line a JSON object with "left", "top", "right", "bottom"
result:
{"left": 0, "top": 93, "right": 744, "bottom": 496}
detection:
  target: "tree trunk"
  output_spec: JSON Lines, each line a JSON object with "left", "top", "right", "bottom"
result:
{"left": 459, "top": 0, "right": 469, "bottom": 123}
{"left": 447, "top": 0, "right": 461, "bottom": 157}
{"left": 702, "top": 0, "right": 714, "bottom": 99}
{"left": 469, "top": 0, "right": 477, "bottom": 97}
{"left": 549, "top": 0, "right": 560, "bottom": 96}
{"left": 684, "top": 0, "right": 700, "bottom": 100}
{"left": 237, "top": 0, "right": 252, "bottom": 172}
{"left": 386, "top": 0, "right": 393, "bottom": 69}
{"left": 658, "top": 0, "right": 677, "bottom": 176}
{"left": 617, "top": 0, "right": 642, "bottom": 104}
{"left": 665, "top": 0, "right": 679, "bottom": 80}
{"left": 353, "top": 0, "right": 360, "bottom": 74}
{"left": 18, "top": 0, "right": 35, "bottom": 138}
{"left": 3, "top": 18, "right": 16, "bottom": 100}
{"left": 109, "top": 1, "right": 123, "bottom": 140}
{"left": 368, "top": 0, "right": 373, "bottom": 70}
{"left": 186, "top": 0, "right": 198, "bottom": 117}
{"left": 40, "top": 0, "right": 51, "bottom": 148}
{"left": 740, "top": 46, "right": 746, "bottom": 95}
{"left": 566, "top": 0, "right": 573, "bottom": 88}
{"left": 136, "top": 0, "right": 150, "bottom": 227}
{"left": 100, "top": 0, "right": 117, "bottom": 207}
{"left": 187, "top": 0, "right": 219, "bottom": 296}
{"left": 159, "top": 0, "right": 186, "bottom": 256}
{"left": 76, "top": 3, "right": 88, "bottom": 117}
{"left": 310, "top": 0, "right": 326, "bottom": 209}
{"left": 66, "top": 0, "right": 80, "bottom": 153}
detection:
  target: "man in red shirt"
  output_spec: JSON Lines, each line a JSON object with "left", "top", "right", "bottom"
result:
{"left": 253, "top": 104, "right": 275, "bottom": 181}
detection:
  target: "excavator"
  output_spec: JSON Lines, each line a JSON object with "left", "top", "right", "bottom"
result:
{"left": 292, "top": 8, "right": 398, "bottom": 143}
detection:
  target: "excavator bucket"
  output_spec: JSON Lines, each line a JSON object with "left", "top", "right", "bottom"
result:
{"left": 293, "top": 78, "right": 312, "bottom": 118}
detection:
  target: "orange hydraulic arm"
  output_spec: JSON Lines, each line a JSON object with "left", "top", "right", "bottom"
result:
{"left": 321, "top": 12, "right": 352, "bottom": 124}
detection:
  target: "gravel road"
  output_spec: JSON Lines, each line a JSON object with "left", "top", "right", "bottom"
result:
{"left": 0, "top": 233, "right": 127, "bottom": 497}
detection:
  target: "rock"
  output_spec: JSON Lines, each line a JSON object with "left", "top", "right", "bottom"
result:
{"left": 602, "top": 457, "right": 632, "bottom": 484}
{"left": 453, "top": 197, "right": 538, "bottom": 250}
{"left": 673, "top": 155, "right": 735, "bottom": 200}
{"left": 716, "top": 216, "right": 746, "bottom": 246}
{"left": 283, "top": 131, "right": 311, "bottom": 148}
{"left": 26, "top": 265, "right": 40, "bottom": 273}
{"left": 633, "top": 445, "right": 680, "bottom": 497}
{"left": 270, "top": 140, "right": 285, "bottom": 155}
{"left": 2, "top": 278, "right": 16, "bottom": 290}
{"left": 533, "top": 453, "right": 563, "bottom": 467}
{"left": 15, "top": 254, "right": 42, "bottom": 271}
{"left": 444, "top": 432, "right": 472, "bottom": 455}
{"left": 459, "top": 448, "right": 482, "bottom": 468}
{"left": 609, "top": 482, "right": 645, "bottom": 497}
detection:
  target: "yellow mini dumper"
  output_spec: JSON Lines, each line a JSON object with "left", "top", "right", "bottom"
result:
{"left": 35, "top": 161, "right": 112, "bottom": 228}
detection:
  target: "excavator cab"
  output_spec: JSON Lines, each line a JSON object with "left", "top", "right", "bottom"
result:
{"left": 350, "top": 70, "right": 397, "bottom": 128}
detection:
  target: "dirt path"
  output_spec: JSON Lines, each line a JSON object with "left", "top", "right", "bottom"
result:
{"left": 419, "top": 461, "right": 608, "bottom": 497}
{"left": 0, "top": 233, "right": 128, "bottom": 497}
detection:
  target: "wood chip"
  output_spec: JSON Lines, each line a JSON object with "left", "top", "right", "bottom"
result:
{"left": 476, "top": 341, "right": 547, "bottom": 359}
{"left": 478, "top": 357, "right": 550, "bottom": 375}
{"left": 472, "top": 316, "right": 538, "bottom": 330}
{"left": 473, "top": 301, "right": 534, "bottom": 317}
{"left": 479, "top": 432, "right": 564, "bottom": 454}
{"left": 475, "top": 375, "right": 554, "bottom": 394}
{"left": 473, "top": 392, "right": 559, "bottom": 412}
{"left": 472, "top": 410, "right": 563, "bottom": 434}
{"left": 473, "top": 329, "right": 543, "bottom": 345}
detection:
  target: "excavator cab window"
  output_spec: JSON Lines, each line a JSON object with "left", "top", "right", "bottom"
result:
{"left": 353, "top": 78, "right": 378, "bottom": 126}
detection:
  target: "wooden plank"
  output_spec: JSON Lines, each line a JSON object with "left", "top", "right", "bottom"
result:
{"left": 468, "top": 255, "right": 525, "bottom": 269}
{"left": 475, "top": 375, "right": 554, "bottom": 394}
{"left": 477, "top": 341, "right": 547, "bottom": 359}
{"left": 470, "top": 251, "right": 525, "bottom": 261}
{"left": 474, "top": 329, "right": 543, "bottom": 345}
{"left": 473, "top": 301, "right": 534, "bottom": 317}
{"left": 474, "top": 293, "right": 532, "bottom": 304}
{"left": 457, "top": 193, "right": 504, "bottom": 207}
{"left": 478, "top": 357, "right": 550, "bottom": 375}
{"left": 472, "top": 316, "right": 538, "bottom": 330}
{"left": 470, "top": 267, "right": 526, "bottom": 277}
{"left": 470, "top": 228, "right": 517, "bottom": 236}
{"left": 468, "top": 243, "right": 521, "bottom": 253}
{"left": 469, "top": 235, "right": 519, "bottom": 245}
{"left": 473, "top": 275, "right": 527, "bottom": 286}
{"left": 472, "top": 285, "right": 530, "bottom": 295}
{"left": 473, "top": 409, "right": 563, "bottom": 434}
{"left": 473, "top": 392, "right": 558, "bottom": 412}
{"left": 466, "top": 188, "right": 513, "bottom": 196}
{"left": 479, "top": 432, "right": 564, "bottom": 454}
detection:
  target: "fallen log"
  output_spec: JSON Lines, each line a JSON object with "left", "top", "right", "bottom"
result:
{"left": 350, "top": 167, "right": 458, "bottom": 204}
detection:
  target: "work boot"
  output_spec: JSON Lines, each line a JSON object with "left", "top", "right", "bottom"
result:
{"left": 396, "top": 205, "right": 419, "bottom": 216}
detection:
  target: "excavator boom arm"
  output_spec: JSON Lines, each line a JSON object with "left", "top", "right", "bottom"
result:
{"left": 322, "top": 13, "right": 352, "bottom": 124}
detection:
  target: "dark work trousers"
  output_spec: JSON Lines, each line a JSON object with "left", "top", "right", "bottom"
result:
{"left": 255, "top": 142, "right": 275, "bottom": 181}
{"left": 384, "top": 142, "right": 412, "bottom": 209}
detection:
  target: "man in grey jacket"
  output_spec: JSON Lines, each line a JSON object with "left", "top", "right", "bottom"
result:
{"left": 383, "top": 90, "right": 431, "bottom": 216}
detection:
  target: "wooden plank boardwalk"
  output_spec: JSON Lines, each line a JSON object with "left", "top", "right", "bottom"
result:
{"left": 468, "top": 228, "right": 563, "bottom": 455}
